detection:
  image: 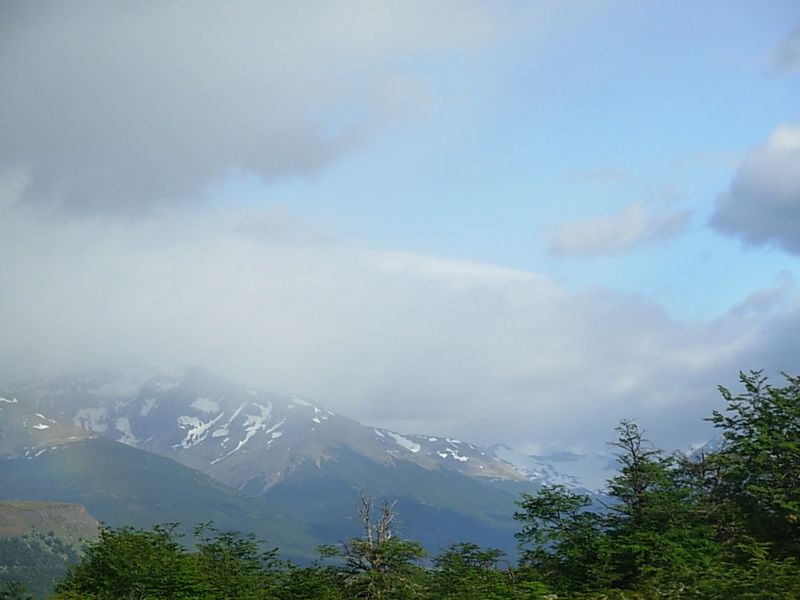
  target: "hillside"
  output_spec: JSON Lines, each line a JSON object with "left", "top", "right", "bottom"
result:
{"left": 0, "top": 501, "right": 100, "bottom": 600}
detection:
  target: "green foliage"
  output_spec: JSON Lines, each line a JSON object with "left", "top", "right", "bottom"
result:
{"left": 515, "top": 485, "right": 609, "bottom": 592}
{"left": 191, "top": 523, "right": 281, "bottom": 600}
{"left": 430, "top": 543, "right": 520, "bottom": 600}
{"left": 274, "top": 564, "right": 344, "bottom": 600}
{"left": 708, "top": 370, "right": 800, "bottom": 555}
{"left": 717, "top": 540, "right": 800, "bottom": 600}
{"left": 53, "top": 523, "right": 282, "bottom": 600}
{"left": 604, "top": 420, "right": 729, "bottom": 595}
{"left": 0, "top": 581, "right": 33, "bottom": 600}
{"left": 54, "top": 523, "right": 199, "bottom": 600}
{"left": 0, "top": 531, "right": 82, "bottom": 600}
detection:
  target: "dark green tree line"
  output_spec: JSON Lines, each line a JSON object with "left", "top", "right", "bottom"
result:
{"left": 514, "top": 371, "right": 800, "bottom": 599}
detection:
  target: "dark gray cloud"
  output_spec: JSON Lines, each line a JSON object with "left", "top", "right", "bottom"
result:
{"left": 710, "top": 123, "right": 800, "bottom": 254}
{"left": 0, "top": 1, "right": 489, "bottom": 213}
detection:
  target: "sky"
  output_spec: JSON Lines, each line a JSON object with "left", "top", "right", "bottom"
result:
{"left": 1, "top": 0, "right": 800, "bottom": 456}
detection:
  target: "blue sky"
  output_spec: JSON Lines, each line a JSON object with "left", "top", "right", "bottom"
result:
{"left": 206, "top": 0, "right": 799, "bottom": 320}
{"left": 1, "top": 1, "right": 800, "bottom": 455}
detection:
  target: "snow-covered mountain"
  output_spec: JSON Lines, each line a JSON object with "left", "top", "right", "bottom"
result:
{"left": 6, "top": 366, "right": 633, "bottom": 555}
{"left": 487, "top": 443, "right": 618, "bottom": 494}
{"left": 17, "top": 366, "right": 526, "bottom": 494}
{"left": 0, "top": 393, "right": 323, "bottom": 559}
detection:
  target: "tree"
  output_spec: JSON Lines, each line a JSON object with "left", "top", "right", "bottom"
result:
{"left": 54, "top": 524, "right": 198, "bottom": 600}
{"left": 429, "top": 543, "right": 520, "bottom": 600}
{"left": 53, "top": 523, "right": 281, "bottom": 600}
{"left": 708, "top": 370, "right": 800, "bottom": 556}
{"left": 275, "top": 563, "right": 343, "bottom": 600}
{"left": 0, "top": 581, "right": 32, "bottom": 600}
{"left": 515, "top": 421, "right": 733, "bottom": 598}
{"left": 191, "top": 522, "right": 281, "bottom": 600}
{"left": 514, "top": 484, "right": 608, "bottom": 593}
{"left": 605, "top": 420, "right": 725, "bottom": 596}
{"left": 320, "top": 492, "right": 427, "bottom": 600}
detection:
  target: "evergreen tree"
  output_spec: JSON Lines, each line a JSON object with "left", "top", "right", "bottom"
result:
{"left": 514, "top": 484, "right": 609, "bottom": 593}
{"left": 708, "top": 370, "right": 800, "bottom": 557}
{"left": 605, "top": 421, "right": 726, "bottom": 597}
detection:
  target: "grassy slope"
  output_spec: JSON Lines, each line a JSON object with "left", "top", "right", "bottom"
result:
{"left": 0, "top": 437, "right": 321, "bottom": 560}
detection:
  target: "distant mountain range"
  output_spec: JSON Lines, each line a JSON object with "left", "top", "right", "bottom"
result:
{"left": 1, "top": 366, "right": 616, "bottom": 558}
{"left": 486, "top": 444, "right": 618, "bottom": 494}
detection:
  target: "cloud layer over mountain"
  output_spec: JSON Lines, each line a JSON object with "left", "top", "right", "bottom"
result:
{"left": 2, "top": 2, "right": 800, "bottom": 455}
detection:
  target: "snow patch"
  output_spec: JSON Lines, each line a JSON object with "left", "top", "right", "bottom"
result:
{"left": 437, "top": 448, "right": 469, "bottom": 462}
{"left": 387, "top": 432, "right": 421, "bottom": 453}
{"left": 140, "top": 397, "right": 158, "bottom": 417}
{"left": 175, "top": 411, "right": 225, "bottom": 449}
{"left": 225, "top": 403, "right": 282, "bottom": 456}
{"left": 73, "top": 407, "right": 108, "bottom": 433}
{"left": 151, "top": 378, "right": 179, "bottom": 392}
{"left": 191, "top": 397, "right": 220, "bottom": 414}
{"left": 115, "top": 417, "right": 140, "bottom": 446}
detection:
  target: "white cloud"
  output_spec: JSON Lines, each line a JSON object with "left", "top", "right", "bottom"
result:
{"left": 549, "top": 203, "right": 692, "bottom": 257}
{"left": 1, "top": 200, "right": 797, "bottom": 455}
{"left": 2, "top": 2, "right": 799, "bottom": 459}
{"left": 710, "top": 122, "right": 800, "bottom": 254}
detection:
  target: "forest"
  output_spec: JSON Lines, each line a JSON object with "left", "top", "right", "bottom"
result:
{"left": 2, "top": 370, "right": 798, "bottom": 600}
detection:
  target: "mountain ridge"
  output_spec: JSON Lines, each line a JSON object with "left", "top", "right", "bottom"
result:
{"left": 16, "top": 366, "right": 528, "bottom": 494}
{"left": 4, "top": 365, "right": 617, "bottom": 557}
